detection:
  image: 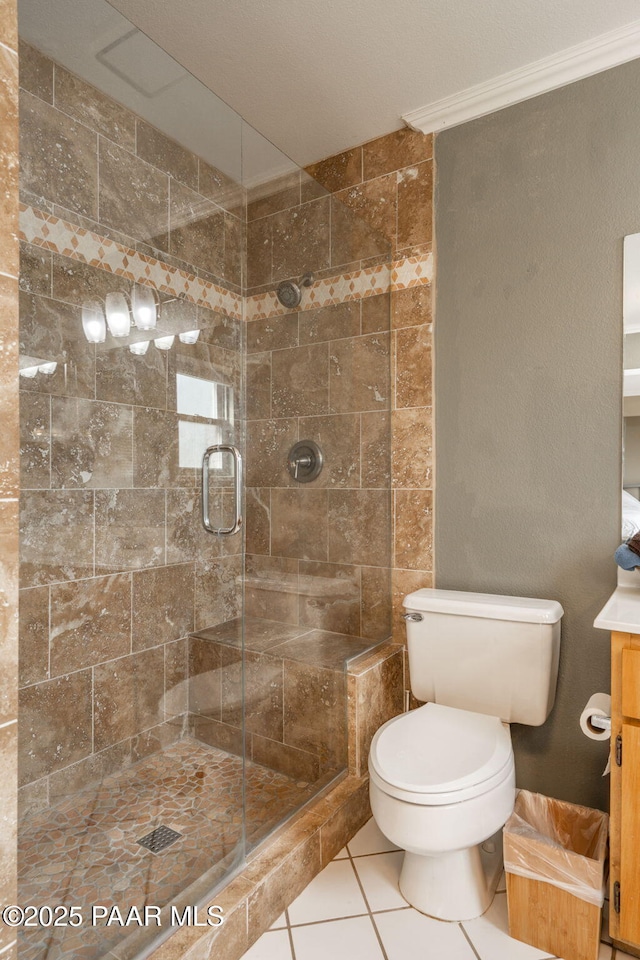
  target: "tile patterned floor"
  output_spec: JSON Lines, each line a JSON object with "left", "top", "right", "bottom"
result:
{"left": 242, "top": 818, "right": 622, "bottom": 960}
{"left": 18, "top": 738, "right": 314, "bottom": 960}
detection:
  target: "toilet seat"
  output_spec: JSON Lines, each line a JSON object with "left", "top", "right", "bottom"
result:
{"left": 369, "top": 702, "right": 513, "bottom": 806}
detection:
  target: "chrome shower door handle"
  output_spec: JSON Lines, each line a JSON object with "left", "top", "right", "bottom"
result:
{"left": 202, "top": 444, "right": 243, "bottom": 535}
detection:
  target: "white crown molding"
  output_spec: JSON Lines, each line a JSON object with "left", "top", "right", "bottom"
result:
{"left": 403, "top": 18, "right": 640, "bottom": 134}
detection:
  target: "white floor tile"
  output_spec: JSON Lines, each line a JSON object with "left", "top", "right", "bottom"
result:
{"left": 462, "top": 894, "right": 552, "bottom": 960}
{"left": 333, "top": 846, "right": 349, "bottom": 859}
{"left": 287, "top": 858, "right": 368, "bottom": 925}
{"left": 353, "top": 851, "right": 407, "bottom": 911}
{"left": 269, "top": 912, "right": 287, "bottom": 930}
{"left": 615, "top": 952, "right": 637, "bottom": 960}
{"left": 292, "top": 915, "right": 385, "bottom": 960}
{"left": 242, "top": 928, "right": 293, "bottom": 959}
{"left": 347, "top": 817, "right": 400, "bottom": 857}
{"left": 375, "top": 907, "right": 478, "bottom": 960}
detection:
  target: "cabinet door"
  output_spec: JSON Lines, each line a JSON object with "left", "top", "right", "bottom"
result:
{"left": 621, "top": 721, "right": 640, "bottom": 945}
{"left": 622, "top": 648, "right": 640, "bottom": 719}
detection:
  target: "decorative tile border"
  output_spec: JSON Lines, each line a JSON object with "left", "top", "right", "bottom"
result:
{"left": 247, "top": 264, "right": 391, "bottom": 321}
{"left": 390, "top": 253, "right": 433, "bottom": 289}
{"left": 19, "top": 204, "right": 432, "bottom": 324}
{"left": 19, "top": 204, "right": 244, "bottom": 321}
{"left": 246, "top": 254, "right": 433, "bottom": 322}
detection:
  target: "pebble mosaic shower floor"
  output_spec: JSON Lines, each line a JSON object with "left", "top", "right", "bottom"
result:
{"left": 18, "top": 738, "right": 314, "bottom": 960}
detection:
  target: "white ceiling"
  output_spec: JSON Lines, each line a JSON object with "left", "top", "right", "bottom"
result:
{"left": 105, "top": 0, "right": 640, "bottom": 166}
{"left": 18, "top": 0, "right": 300, "bottom": 184}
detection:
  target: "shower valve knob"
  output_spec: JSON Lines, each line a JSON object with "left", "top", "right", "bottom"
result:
{"left": 287, "top": 441, "right": 323, "bottom": 483}
{"left": 293, "top": 455, "right": 312, "bottom": 479}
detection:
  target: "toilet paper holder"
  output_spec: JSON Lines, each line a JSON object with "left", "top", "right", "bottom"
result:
{"left": 589, "top": 715, "right": 611, "bottom": 732}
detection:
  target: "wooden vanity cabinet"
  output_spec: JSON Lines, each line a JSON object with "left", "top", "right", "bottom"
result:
{"left": 610, "top": 631, "right": 640, "bottom": 952}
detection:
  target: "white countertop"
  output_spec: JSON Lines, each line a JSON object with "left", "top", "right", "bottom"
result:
{"left": 594, "top": 585, "right": 640, "bottom": 632}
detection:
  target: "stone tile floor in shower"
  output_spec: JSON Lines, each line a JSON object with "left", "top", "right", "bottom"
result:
{"left": 243, "top": 818, "right": 619, "bottom": 960}
{"left": 18, "top": 738, "right": 315, "bottom": 960}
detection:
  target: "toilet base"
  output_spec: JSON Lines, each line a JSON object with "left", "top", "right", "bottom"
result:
{"left": 399, "top": 832, "right": 504, "bottom": 921}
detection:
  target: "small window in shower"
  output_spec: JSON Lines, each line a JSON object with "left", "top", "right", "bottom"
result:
{"left": 176, "top": 373, "right": 234, "bottom": 470}
{"left": 177, "top": 374, "right": 232, "bottom": 420}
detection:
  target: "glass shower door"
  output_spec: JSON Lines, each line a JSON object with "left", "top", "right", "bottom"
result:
{"left": 16, "top": 3, "right": 249, "bottom": 956}
{"left": 16, "top": 2, "right": 394, "bottom": 958}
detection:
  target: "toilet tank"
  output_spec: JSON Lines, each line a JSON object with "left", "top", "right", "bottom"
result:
{"left": 403, "top": 589, "right": 563, "bottom": 726}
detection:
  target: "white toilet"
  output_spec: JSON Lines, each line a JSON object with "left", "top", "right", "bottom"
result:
{"left": 369, "top": 588, "right": 563, "bottom": 922}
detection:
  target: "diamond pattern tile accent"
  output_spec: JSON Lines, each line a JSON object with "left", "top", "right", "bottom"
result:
{"left": 19, "top": 203, "right": 431, "bottom": 328}
{"left": 18, "top": 204, "right": 243, "bottom": 321}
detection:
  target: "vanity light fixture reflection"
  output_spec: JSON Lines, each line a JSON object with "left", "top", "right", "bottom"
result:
{"left": 129, "top": 340, "right": 150, "bottom": 356}
{"left": 82, "top": 300, "right": 106, "bottom": 343}
{"left": 131, "top": 284, "right": 158, "bottom": 331}
{"left": 19, "top": 362, "right": 57, "bottom": 377}
{"left": 38, "top": 362, "right": 57, "bottom": 375}
{"left": 178, "top": 330, "right": 200, "bottom": 344}
{"left": 80, "top": 287, "right": 202, "bottom": 350}
{"left": 105, "top": 292, "right": 131, "bottom": 338}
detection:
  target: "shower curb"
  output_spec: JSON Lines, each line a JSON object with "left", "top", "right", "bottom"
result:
{"left": 134, "top": 774, "right": 371, "bottom": 960}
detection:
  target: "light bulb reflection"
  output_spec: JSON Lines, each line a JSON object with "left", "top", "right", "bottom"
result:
{"left": 154, "top": 335, "right": 175, "bottom": 351}
{"left": 19, "top": 366, "right": 39, "bottom": 378}
{"left": 105, "top": 292, "right": 131, "bottom": 338}
{"left": 82, "top": 300, "right": 106, "bottom": 343}
{"left": 178, "top": 330, "right": 200, "bottom": 344}
{"left": 38, "top": 362, "right": 57, "bottom": 375}
{"left": 131, "top": 285, "right": 157, "bottom": 331}
{"left": 129, "top": 340, "right": 150, "bottom": 356}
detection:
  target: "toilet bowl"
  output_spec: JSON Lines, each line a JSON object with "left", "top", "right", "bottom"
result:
{"left": 369, "top": 702, "right": 516, "bottom": 920}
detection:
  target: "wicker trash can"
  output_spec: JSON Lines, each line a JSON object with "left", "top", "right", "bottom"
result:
{"left": 503, "top": 790, "right": 608, "bottom": 960}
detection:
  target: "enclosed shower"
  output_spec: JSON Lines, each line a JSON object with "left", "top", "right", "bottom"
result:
{"left": 16, "top": 1, "right": 393, "bottom": 957}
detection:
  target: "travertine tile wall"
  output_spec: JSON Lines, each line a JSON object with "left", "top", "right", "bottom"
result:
{"left": 184, "top": 169, "right": 396, "bottom": 784}
{"left": 0, "top": 0, "right": 19, "bottom": 955}
{"left": 15, "top": 43, "right": 425, "bottom": 833}
{"left": 244, "top": 169, "right": 394, "bottom": 646}
{"left": 15, "top": 41, "right": 403, "bottom": 826}
{"left": 306, "top": 128, "right": 435, "bottom": 674}
{"left": 6, "top": 31, "right": 431, "bottom": 960}
{"left": 17, "top": 43, "right": 246, "bottom": 812}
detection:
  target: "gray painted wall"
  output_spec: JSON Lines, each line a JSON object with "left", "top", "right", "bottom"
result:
{"left": 433, "top": 61, "right": 640, "bottom": 810}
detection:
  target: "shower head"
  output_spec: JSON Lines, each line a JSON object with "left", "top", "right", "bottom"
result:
{"left": 276, "top": 280, "right": 302, "bottom": 309}
{"left": 276, "top": 273, "right": 313, "bottom": 309}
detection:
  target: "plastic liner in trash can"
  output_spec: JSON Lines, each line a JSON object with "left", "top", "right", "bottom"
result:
{"left": 503, "top": 790, "right": 608, "bottom": 907}
{"left": 503, "top": 790, "right": 609, "bottom": 960}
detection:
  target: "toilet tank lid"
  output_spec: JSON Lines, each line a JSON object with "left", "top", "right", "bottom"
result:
{"left": 403, "top": 589, "right": 563, "bottom": 624}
